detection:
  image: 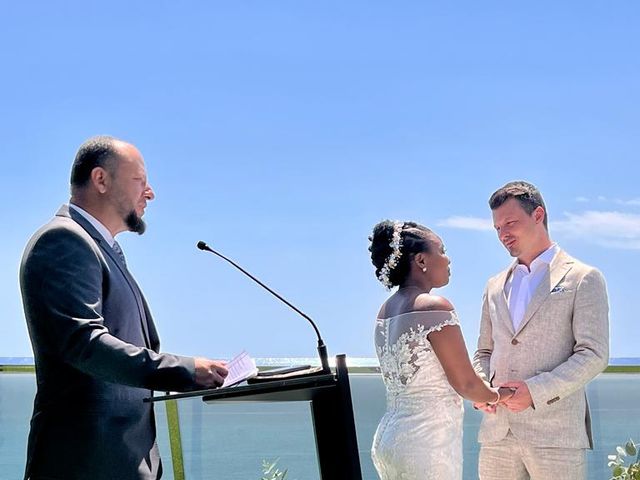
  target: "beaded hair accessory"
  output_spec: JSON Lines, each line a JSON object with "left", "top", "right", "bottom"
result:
{"left": 377, "top": 222, "right": 403, "bottom": 290}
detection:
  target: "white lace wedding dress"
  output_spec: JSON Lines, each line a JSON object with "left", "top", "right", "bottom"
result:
{"left": 372, "top": 310, "right": 464, "bottom": 479}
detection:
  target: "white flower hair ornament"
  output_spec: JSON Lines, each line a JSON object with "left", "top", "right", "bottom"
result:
{"left": 377, "top": 222, "right": 404, "bottom": 290}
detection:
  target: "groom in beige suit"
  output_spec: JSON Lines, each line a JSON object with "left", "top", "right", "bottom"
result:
{"left": 473, "top": 181, "right": 609, "bottom": 480}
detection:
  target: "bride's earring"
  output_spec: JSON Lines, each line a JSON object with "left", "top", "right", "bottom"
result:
{"left": 422, "top": 267, "right": 427, "bottom": 273}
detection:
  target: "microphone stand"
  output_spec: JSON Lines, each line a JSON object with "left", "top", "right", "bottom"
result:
{"left": 197, "top": 241, "right": 331, "bottom": 373}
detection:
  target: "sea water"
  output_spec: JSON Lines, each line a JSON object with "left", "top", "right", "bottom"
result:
{"left": 1, "top": 371, "right": 639, "bottom": 479}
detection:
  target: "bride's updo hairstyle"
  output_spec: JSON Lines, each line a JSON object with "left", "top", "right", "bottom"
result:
{"left": 369, "top": 220, "right": 433, "bottom": 288}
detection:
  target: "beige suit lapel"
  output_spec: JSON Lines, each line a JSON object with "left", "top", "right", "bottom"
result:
{"left": 514, "top": 249, "right": 574, "bottom": 336}
{"left": 493, "top": 260, "right": 518, "bottom": 335}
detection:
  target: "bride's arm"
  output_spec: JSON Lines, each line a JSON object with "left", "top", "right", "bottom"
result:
{"left": 417, "top": 296, "right": 504, "bottom": 404}
{"left": 429, "top": 324, "right": 503, "bottom": 404}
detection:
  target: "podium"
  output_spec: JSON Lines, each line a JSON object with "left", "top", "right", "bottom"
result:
{"left": 149, "top": 354, "right": 362, "bottom": 479}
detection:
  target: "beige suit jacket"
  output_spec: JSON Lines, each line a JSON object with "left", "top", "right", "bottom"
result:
{"left": 473, "top": 249, "right": 609, "bottom": 449}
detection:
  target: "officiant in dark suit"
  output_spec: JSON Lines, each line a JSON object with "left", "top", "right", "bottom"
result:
{"left": 20, "top": 135, "right": 228, "bottom": 480}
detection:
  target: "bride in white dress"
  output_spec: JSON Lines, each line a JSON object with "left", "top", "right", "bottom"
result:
{"left": 369, "top": 220, "right": 513, "bottom": 479}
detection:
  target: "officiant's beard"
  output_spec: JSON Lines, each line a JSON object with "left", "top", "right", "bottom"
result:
{"left": 125, "top": 211, "right": 146, "bottom": 235}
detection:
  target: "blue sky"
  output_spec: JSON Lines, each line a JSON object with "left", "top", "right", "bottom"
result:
{"left": 1, "top": 2, "right": 638, "bottom": 361}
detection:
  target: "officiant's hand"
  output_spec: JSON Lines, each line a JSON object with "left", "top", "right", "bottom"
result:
{"left": 499, "top": 381, "right": 533, "bottom": 412}
{"left": 194, "top": 358, "right": 228, "bottom": 388}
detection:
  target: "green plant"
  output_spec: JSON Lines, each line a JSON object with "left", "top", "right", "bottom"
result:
{"left": 261, "top": 459, "right": 288, "bottom": 480}
{"left": 608, "top": 439, "right": 640, "bottom": 480}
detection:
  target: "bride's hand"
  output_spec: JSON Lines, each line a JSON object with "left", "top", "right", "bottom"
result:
{"left": 497, "top": 386, "right": 516, "bottom": 404}
{"left": 473, "top": 401, "right": 497, "bottom": 414}
{"left": 474, "top": 387, "right": 514, "bottom": 413}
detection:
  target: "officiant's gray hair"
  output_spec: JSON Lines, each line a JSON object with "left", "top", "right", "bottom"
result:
{"left": 70, "top": 135, "right": 121, "bottom": 190}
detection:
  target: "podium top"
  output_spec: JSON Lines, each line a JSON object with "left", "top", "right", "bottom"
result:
{"left": 145, "top": 372, "right": 336, "bottom": 403}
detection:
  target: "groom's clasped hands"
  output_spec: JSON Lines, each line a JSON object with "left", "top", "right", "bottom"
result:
{"left": 474, "top": 382, "right": 533, "bottom": 413}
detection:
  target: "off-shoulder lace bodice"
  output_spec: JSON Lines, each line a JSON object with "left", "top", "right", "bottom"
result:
{"left": 375, "top": 310, "right": 461, "bottom": 396}
{"left": 372, "top": 310, "right": 464, "bottom": 479}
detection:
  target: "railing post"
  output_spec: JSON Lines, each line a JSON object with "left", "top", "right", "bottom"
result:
{"left": 165, "top": 399, "right": 186, "bottom": 480}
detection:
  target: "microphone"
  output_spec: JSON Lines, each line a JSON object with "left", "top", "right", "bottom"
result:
{"left": 196, "top": 240, "right": 331, "bottom": 373}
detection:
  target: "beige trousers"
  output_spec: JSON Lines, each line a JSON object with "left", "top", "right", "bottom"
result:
{"left": 478, "top": 431, "right": 586, "bottom": 480}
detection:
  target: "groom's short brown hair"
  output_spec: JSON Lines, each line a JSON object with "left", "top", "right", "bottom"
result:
{"left": 489, "top": 181, "right": 548, "bottom": 229}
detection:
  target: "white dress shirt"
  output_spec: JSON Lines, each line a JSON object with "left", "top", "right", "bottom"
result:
{"left": 504, "top": 243, "right": 559, "bottom": 331}
{"left": 69, "top": 203, "right": 116, "bottom": 248}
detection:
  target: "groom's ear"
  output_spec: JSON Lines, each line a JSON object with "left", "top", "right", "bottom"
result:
{"left": 533, "top": 206, "right": 545, "bottom": 224}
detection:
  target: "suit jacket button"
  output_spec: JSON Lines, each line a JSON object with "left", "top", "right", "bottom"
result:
{"left": 511, "top": 338, "right": 519, "bottom": 345}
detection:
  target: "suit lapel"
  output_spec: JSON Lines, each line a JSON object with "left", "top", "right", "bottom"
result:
{"left": 514, "top": 249, "right": 574, "bottom": 336}
{"left": 62, "top": 205, "right": 153, "bottom": 348}
{"left": 493, "top": 261, "right": 517, "bottom": 335}
{"left": 123, "top": 274, "right": 155, "bottom": 350}
{"left": 102, "top": 249, "right": 153, "bottom": 349}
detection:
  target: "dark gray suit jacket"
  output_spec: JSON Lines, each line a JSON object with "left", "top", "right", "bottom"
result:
{"left": 20, "top": 205, "right": 199, "bottom": 480}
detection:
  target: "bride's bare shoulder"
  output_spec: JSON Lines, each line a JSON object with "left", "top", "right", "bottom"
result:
{"left": 413, "top": 294, "right": 454, "bottom": 312}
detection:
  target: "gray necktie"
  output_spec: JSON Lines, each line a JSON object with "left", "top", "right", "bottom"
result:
{"left": 112, "top": 241, "right": 127, "bottom": 267}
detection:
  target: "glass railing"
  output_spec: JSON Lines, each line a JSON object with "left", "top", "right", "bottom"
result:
{"left": 1, "top": 369, "right": 638, "bottom": 479}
